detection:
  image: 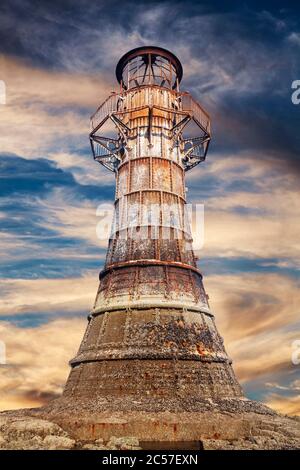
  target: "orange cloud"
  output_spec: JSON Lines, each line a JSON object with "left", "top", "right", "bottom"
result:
{"left": 191, "top": 154, "right": 300, "bottom": 262}
{"left": 0, "top": 54, "right": 111, "bottom": 157}
{"left": 0, "top": 273, "right": 98, "bottom": 317}
{"left": 0, "top": 318, "right": 85, "bottom": 410}
{"left": 264, "top": 394, "right": 300, "bottom": 416}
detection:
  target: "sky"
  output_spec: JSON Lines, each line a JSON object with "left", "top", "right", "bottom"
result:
{"left": 0, "top": 0, "right": 300, "bottom": 414}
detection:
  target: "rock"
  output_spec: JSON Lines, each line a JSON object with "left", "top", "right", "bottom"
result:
{"left": 0, "top": 435, "right": 43, "bottom": 450}
{"left": 0, "top": 405, "right": 299, "bottom": 450}
{"left": 82, "top": 438, "right": 106, "bottom": 450}
{"left": 43, "top": 435, "right": 75, "bottom": 450}
{"left": 0, "top": 416, "right": 67, "bottom": 440}
{"left": 0, "top": 415, "right": 74, "bottom": 450}
{"left": 82, "top": 443, "right": 106, "bottom": 450}
{"left": 107, "top": 436, "right": 141, "bottom": 450}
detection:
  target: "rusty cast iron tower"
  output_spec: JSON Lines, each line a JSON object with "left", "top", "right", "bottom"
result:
{"left": 63, "top": 47, "right": 242, "bottom": 409}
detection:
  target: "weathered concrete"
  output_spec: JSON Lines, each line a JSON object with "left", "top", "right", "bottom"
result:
{"left": 1, "top": 403, "right": 299, "bottom": 450}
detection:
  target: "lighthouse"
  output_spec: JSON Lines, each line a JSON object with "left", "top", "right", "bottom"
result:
{"left": 62, "top": 46, "right": 242, "bottom": 407}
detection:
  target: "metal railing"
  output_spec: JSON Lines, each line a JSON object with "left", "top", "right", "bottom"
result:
{"left": 91, "top": 93, "right": 120, "bottom": 130}
{"left": 90, "top": 87, "right": 210, "bottom": 137}
{"left": 180, "top": 93, "right": 210, "bottom": 134}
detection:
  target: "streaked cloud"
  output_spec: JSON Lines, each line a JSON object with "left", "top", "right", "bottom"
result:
{"left": 189, "top": 154, "right": 300, "bottom": 263}
{"left": 205, "top": 272, "right": 300, "bottom": 412}
{"left": 0, "top": 318, "right": 85, "bottom": 409}
{"left": 0, "top": 55, "right": 111, "bottom": 163}
{"left": 0, "top": 272, "right": 98, "bottom": 319}
{"left": 264, "top": 394, "right": 300, "bottom": 416}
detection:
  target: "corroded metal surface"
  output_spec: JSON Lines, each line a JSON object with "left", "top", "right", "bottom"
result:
{"left": 94, "top": 265, "right": 210, "bottom": 313}
{"left": 92, "top": 82, "right": 210, "bottom": 312}
{"left": 64, "top": 46, "right": 242, "bottom": 405}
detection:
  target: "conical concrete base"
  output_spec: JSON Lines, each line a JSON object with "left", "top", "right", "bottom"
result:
{"left": 64, "top": 307, "right": 242, "bottom": 405}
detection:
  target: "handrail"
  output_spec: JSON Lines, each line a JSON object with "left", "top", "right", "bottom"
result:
{"left": 180, "top": 93, "right": 210, "bottom": 134}
{"left": 90, "top": 86, "right": 210, "bottom": 136}
{"left": 90, "top": 93, "right": 120, "bottom": 130}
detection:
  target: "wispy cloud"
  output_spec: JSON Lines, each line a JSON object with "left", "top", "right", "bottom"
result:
{"left": 264, "top": 394, "right": 300, "bottom": 416}
{"left": 0, "top": 55, "right": 110, "bottom": 159}
{"left": 0, "top": 317, "right": 85, "bottom": 409}
{"left": 0, "top": 272, "right": 98, "bottom": 318}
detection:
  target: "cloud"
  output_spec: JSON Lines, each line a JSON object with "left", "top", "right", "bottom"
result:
{"left": 1, "top": 2, "right": 300, "bottom": 175}
{"left": 2, "top": 151, "right": 298, "bottom": 281}
{"left": 0, "top": 154, "right": 112, "bottom": 278}
{"left": 0, "top": 317, "right": 85, "bottom": 410}
{"left": 0, "top": 55, "right": 110, "bottom": 159}
{"left": 48, "top": 152, "right": 115, "bottom": 186}
{"left": 0, "top": 273, "right": 98, "bottom": 319}
{"left": 187, "top": 154, "right": 300, "bottom": 263}
{"left": 205, "top": 271, "right": 300, "bottom": 413}
{"left": 39, "top": 186, "right": 113, "bottom": 250}
{"left": 287, "top": 32, "right": 300, "bottom": 46}
{"left": 206, "top": 273, "right": 300, "bottom": 344}
{"left": 0, "top": 54, "right": 110, "bottom": 108}
{"left": 264, "top": 394, "right": 300, "bottom": 416}
{"left": 266, "top": 380, "right": 300, "bottom": 392}
{"left": 0, "top": 154, "right": 76, "bottom": 198}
